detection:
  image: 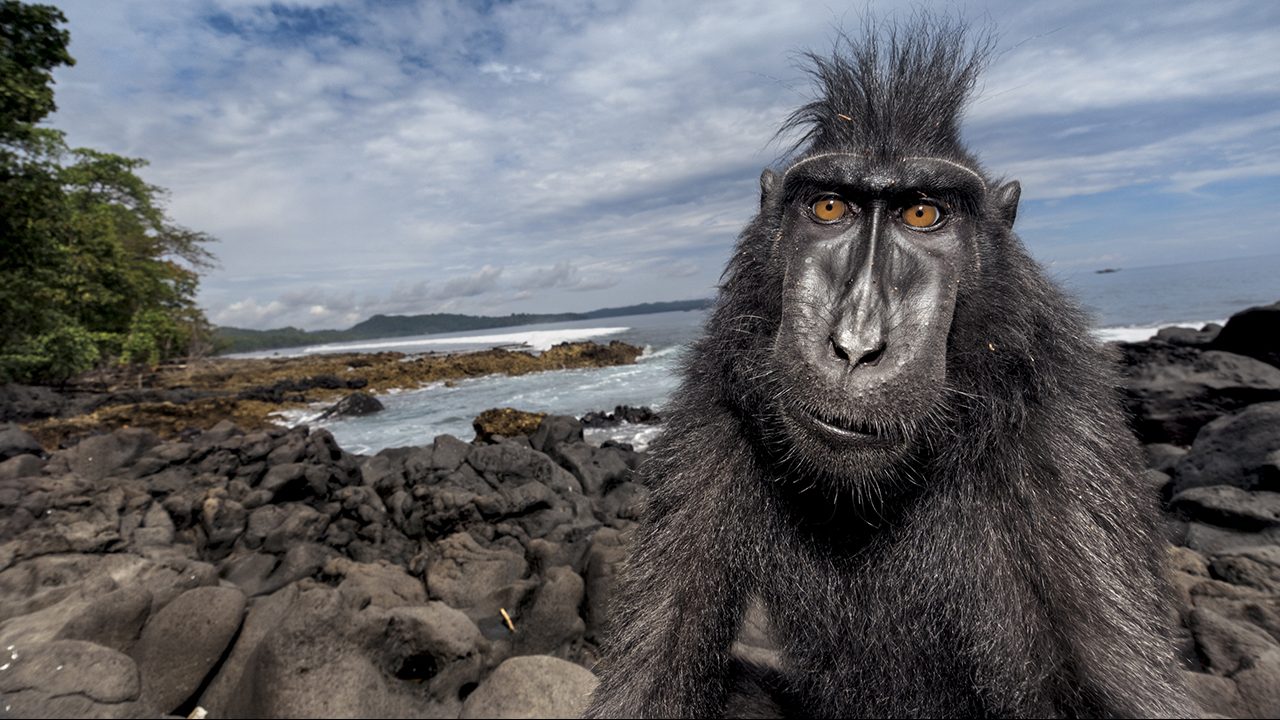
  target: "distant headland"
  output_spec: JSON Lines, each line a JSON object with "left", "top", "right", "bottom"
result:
{"left": 213, "top": 298, "right": 714, "bottom": 354}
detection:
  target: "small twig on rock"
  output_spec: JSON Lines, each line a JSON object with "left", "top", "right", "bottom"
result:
{"left": 500, "top": 607, "right": 517, "bottom": 633}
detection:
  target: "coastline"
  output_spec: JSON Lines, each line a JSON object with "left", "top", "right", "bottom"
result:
{"left": 4, "top": 341, "right": 643, "bottom": 450}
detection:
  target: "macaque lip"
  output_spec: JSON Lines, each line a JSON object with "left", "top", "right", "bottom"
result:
{"left": 800, "top": 409, "right": 900, "bottom": 448}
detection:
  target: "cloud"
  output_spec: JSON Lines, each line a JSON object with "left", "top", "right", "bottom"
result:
{"left": 46, "top": 0, "right": 1280, "bottom": 329}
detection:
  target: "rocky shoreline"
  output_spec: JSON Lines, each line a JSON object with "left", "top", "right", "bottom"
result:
{"left": 0, "top": 302, "right": 1277, "bottom": 717}
{"left": 3, "top": 340, "right": 643, "bottom": 450}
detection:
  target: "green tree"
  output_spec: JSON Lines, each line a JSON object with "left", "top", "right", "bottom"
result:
{"left": 0, "top": 1, "right": 216, "bottom": 382}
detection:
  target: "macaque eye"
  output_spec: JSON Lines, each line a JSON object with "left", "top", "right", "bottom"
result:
{"left": 811, "top": 196, "right": 849, "bottom": 222}
{"left": 901, "top": 203, "right": 943, "bottom": 229}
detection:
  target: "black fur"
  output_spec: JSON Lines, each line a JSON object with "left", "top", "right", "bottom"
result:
{"left": 585, "top": 19, "right": 1190, "bottom": 719}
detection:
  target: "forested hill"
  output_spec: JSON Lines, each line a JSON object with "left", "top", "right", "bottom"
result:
{"left": 213, "top": 298, "right": 714, "bottom": 354}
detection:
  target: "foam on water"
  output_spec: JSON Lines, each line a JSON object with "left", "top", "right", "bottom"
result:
{"left": 299, "top": 326, "right": 630, "bottom": 355}
{"left": 1091, "top": 320, "right": 1221, "bottom": 344}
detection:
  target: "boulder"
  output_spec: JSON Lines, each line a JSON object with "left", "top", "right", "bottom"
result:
{"left": 131, "top": 585, "right": 247, "bottom": 714}
{"left": 1144, "top": 443, "right": 1187, "bottom": 474}
{"left": 0, "top": 423, "right": 43, "bottom": 460}
{"left": 52, "top": 427, "right": 160, "bottom": 481}
{"left": 1173, "top": 402, "right": 1280, "bottom": 494}
{"left": 319, "top": 391, "right": 385, "bottom": 419}
{"left": 475, "top": 408, "right": 547, "bottom": 442}
{"left": 468, "top": 442, "right": 581, "bottom": 494}
{"left": 1155, "top": 324, "right": 1221, "bottom": 346}
{"left": 583, "top": 528, "right": 629, "bottom": 642}
{"left": 427, "top": 532, "right": 528, "bottom": 609}
{"left": 530, "top": 415, "right": 585, "bottom": 454}
{"left": 550, "top": 443, "right": 631, "bottom": 496}
{"left": 199, "top": 583, "right": 300, "bottom": 716}
{"left": 459, "top": 655, "right": 599, "bottom": 719}
{"left": 0, "top": 639, "right": 143, "bottom": 717}
{"left": 1169, "top": 486, "right": 1280, "bottom": 531}
{"left": 54, "top": 585, "right": 152, "bottom": 654}
{"left": 1120, "top": 348, "right": 1280, "bottom": 445}
{"left": 510, "top": 566, "right": 586, "bottom": 657}
{"left": 1211, "top": 301, "right": 1280, "bottom": 368}
{"left": 225, "top": 584, "right": 479, "bottom": 718}
{"left": 0, "top": 383, "right": 67, "bottom": 422}
{"left": 0, "top": 453, "right": 44, "bottom": 480}
{"left": 1210, "top": 546, "right": 1280, "bottom": 593}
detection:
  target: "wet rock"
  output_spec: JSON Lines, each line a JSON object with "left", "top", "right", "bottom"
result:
{"left": 131, "top": 585, "right": 247, "bottom": 714}
{"left": 459, "top": 655, "right": 599, "bottom": 720}
{"left": 580, "top": 405, "right": 661, "bottom": 428}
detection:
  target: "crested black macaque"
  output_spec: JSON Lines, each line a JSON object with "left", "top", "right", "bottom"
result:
{"left": 585, "top": 20, "right": 1191, "bottom": 720}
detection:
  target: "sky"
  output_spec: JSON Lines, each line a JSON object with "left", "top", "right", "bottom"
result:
{"left": 46, "top": 0, "right": 1280, "bottom": 331}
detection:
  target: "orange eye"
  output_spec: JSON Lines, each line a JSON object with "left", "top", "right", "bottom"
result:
{"left": 812, "top": 197, "right": 848, "bottom": 222}
{"left": 902, "top": 203, "right": 942, "bottom": 229}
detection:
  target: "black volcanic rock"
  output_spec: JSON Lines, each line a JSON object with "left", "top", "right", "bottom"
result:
{"left": 318, "top": 391, "right": 385, "bottom": 419}
{"left": 1119, "top": 346, "right": 1280, "bottom": 444}
{"left": 1210, "top": 301, "right": 1280, "bottom": 368}
{"left": 0, "top": 423, "right": 43, "bottom": 460}
{"left": 1172, "top": 402, "right": 1280, "bottom": 494}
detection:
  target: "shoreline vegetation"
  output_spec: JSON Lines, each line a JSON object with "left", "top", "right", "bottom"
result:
{"left": 211, "top": 299, "right": 714, "bottom": 355}
{"left": 4, "top": 340, "right": 643, "bottom": 450}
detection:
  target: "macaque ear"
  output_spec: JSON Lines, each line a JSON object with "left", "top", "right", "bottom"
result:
{"left": 759, "top": 168, "right": 778, "bottom": 210}
{"left": 995, "top": 180, "right": 1021, "bottom": 228}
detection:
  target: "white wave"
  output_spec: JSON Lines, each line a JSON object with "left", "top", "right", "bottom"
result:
{"left": 585, "top": 423, "right": 666, "bottom": 453}
{"left": 638, "top": 345, "right": 683, "bottom": 361}
{"left": 1091, "top": 320, "right": 1223, "bottom": 344}
{"left": 300, "top": 326, "right": 630, "bottom": 354}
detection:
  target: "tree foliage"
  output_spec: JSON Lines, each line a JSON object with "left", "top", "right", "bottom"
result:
{"left": 0, "top": 0, "right": 216, "bottom": 382}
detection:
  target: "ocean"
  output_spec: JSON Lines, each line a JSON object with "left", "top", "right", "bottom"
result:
{"left": 276, "top": 253, "right": 1280, "bottom": 454}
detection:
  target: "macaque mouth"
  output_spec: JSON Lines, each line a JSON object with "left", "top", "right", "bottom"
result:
{"left": 801, "top": 408, "right": 901, "bottom": 447}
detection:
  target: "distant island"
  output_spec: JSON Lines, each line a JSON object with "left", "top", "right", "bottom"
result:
{"left": 1095, "top": 268, "right": 1121, "bottom": 274}
{"left": 213, "top": 298, "right": 715, "bottom": 354}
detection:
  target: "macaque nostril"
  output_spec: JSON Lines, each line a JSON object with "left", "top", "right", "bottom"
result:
{"left": 830, "top": 336, "right": 886, "bottom": 368}
{"left": 829, "top": 336, "right": 852, "bottom": 363}
{"left": 858, "top": 341, "right": 887, "bottom": 367}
